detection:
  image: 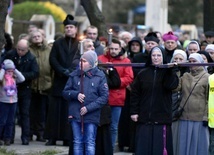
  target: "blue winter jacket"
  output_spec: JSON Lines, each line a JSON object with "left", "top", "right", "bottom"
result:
{"left": 62, "top": 67, "right": 109, "bottom": 125}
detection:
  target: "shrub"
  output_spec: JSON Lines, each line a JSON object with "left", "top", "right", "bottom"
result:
{"left": 10, "top": 1, "right": 67, "bottom": 43}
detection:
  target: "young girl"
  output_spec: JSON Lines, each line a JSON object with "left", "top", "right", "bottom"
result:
{"left": 0, "top": 59, "right": 25, "bottom": 145}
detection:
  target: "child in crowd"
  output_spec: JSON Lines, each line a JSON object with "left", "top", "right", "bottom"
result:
{"left": 0, "top": 59, "right": 25, "bottom": 145}
{"left": 62, "top": 50, "right": 109, "bottom": 155}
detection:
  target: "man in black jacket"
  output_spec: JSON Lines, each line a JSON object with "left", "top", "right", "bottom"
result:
{"left": 46, "top": 14, "right": 80, "bottom": 146}
{"left": 5, "top": 39, "right": 39, "bottom": 145}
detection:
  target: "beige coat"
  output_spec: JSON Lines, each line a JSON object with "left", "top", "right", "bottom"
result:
{"left": 30, "top": 41, "right": 52, "bottom": 94}
{"left": 179, "top": 67, "right": 210, "bottom": 121}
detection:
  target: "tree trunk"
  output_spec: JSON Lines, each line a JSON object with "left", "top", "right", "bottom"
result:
{"left": 203, "top": 0, "right": 214, "bottom": 31}
{"left": 0, "top": 0, "right": 10, "bottom": 52}
{"left": 80, "top": 0, "right": 107, "bottom": 37}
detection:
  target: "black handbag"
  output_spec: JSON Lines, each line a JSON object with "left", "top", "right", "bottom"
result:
{"left": 172, "top": 73, "right": 206, "bottom": 121}
{"left": 173, "top": 107, "right": 184, "bottom": 121}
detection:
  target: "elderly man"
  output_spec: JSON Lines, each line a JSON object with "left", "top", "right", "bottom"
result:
{"left": 119, "top": 31, "right": 133, "bottom": 46}
{"left": 28, "top": 30, "right": 52, "bottom": 142}
{"left": 82, "top": 38, "right": 95, "bottom": 52}
{"left": 162, "top": 31, "right": 178, "bottom": 62}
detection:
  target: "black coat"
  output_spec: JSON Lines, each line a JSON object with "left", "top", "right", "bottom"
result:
{"left": 49, "top": 36, "right": 80, "bottom": 96}
{"left": 99, "top": 67, "right": 121, "bottom": 126}
{"left": 132, "top": 51, "right": 149, "bottom": 77}
{"left": 4, "top": 49, "right": 39, "bottom": 97}
{"left": 94, "top": 67, "right": 120, "bottom": 155}
{"left": 45, "top": 36, "right": 79, "bottom": 142}
{"left": 130, "top": 66, "right": 179, "bottom": 124}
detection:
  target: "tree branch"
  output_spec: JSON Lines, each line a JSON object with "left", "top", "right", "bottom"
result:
{"left": 81, "top": 0, "right": 107, "bottom": 37}
{"left": 0, "top": 0, "right": 10, "bottom": 50}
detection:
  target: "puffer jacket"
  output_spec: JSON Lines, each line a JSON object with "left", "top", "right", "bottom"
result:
{"left": 62, "top": 67, "right": 109, "bottom": 125}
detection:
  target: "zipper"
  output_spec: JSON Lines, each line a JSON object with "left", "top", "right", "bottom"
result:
{"left": 149, "top": 67, "right": 157, "bottom": 119}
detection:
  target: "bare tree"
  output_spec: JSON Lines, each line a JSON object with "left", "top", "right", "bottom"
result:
{"left": 81, "top": 0, "right": 107, "bottom": 37}
{"left": 0, "top": 0, "right": 10, "bottom": 53}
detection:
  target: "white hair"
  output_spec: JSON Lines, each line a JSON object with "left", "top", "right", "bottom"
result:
{"left": 118, "top": 31, "right": 133, "bottom": 40}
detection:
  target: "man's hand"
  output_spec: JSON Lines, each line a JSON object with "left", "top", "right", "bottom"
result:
{"left": 127, "top": 84, "right": 132, "bottom": 91}
{"left": 63, "top": 69, "right": 70, "bottom": 77}
{"left": 80, "top": 106, "right": 88, "bottom": 116}
{"left": 131, "top": 114, "right": 139, "bottom": 122}
{"left": 78, "top": 93, "right": 85, "bottom": 103}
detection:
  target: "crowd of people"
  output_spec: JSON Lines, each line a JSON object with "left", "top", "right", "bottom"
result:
{"left": 0, "top": 13, "right": 214, "bottom": 155}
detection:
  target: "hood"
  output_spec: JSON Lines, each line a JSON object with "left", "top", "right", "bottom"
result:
{"left": 128, "top": 36, "right": 143, "bottom": 55}
{"left": 145, "top": 46, "right": 167, "bottom": 66}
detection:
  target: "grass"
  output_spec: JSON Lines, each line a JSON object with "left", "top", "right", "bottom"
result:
{"left": 0, "top": 147, "right": 60, "bottom": 155}
{"left": 0, "top": 147, "right": 15, "bottom": 155}
{"left": 41, "top": 150, "right": 59, "bottom": 155}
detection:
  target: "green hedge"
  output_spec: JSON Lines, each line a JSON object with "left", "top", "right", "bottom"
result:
{"left": 10, "top": 1, "right": 63, "bottom": 43}
{"left": 11, "top": 1, "right": 59, "bottom": 21}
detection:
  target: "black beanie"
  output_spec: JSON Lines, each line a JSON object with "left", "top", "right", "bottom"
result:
{"left": 63, "top": 14, "right": 78, "bottom": 26}
{"left": 144, "top": 32, "right": 160, "bottom": 44}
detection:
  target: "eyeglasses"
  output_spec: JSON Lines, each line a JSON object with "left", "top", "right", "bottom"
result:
{"left": 109, "top": 48, "right": 119, "bottom": 51}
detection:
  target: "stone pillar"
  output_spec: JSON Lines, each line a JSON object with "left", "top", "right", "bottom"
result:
{"left": 145, "top": 0, "right": 169, "bottom": 33}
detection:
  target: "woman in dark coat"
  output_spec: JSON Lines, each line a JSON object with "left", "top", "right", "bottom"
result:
{"left": 130, "top": 46, "right": 179, "bottom": 155}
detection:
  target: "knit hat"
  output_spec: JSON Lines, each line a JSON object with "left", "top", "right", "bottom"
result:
{"left": 2, "top": 59, "right": 15, "bottom": 70}
{"left": 189, "top": 53, "right": 204, "bottom": 63}
{"left": 63, "top": 14, "right": 78, "bottom": 26}
{"left": 171, "top": 49, "right": 187, "bottom": 62}
{"left": 205, "top": 44, "right": 214, "bottom": 51}
{"left": 204, "top": 31, "right": 214, "bottom": 37}
{"left": 162, "top": 31, "right": 178, "bottom": 42}
{"left": 144, "top": 32, "right": 160, "bottom": 44}
{"left": 81, "top": 50, "right": 98, "bottom": 68}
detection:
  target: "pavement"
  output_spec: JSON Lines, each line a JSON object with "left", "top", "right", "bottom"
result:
{"left": 0, "top": 125, "right": 133, "bottom": 155}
